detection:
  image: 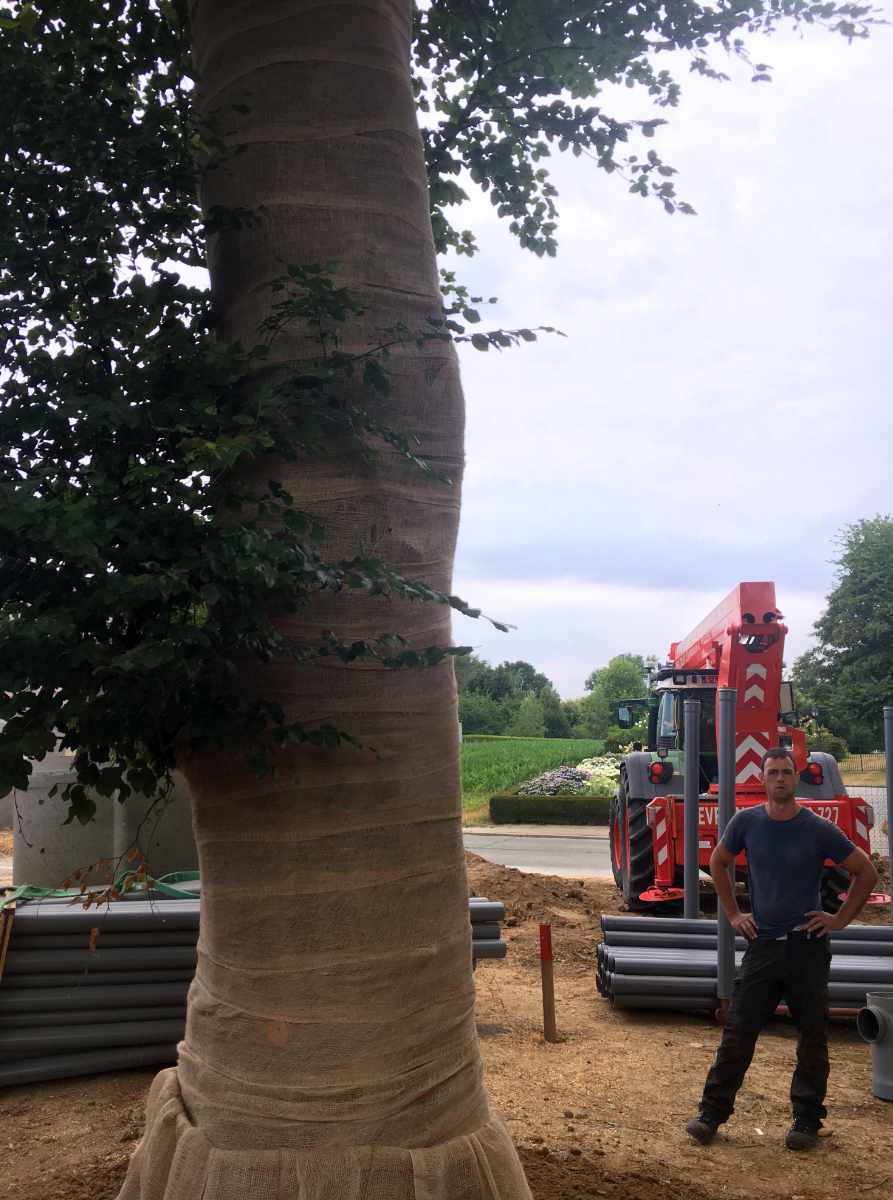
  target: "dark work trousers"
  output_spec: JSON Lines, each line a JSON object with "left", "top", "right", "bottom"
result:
{"left": 699, "top": 932, "right": 832, "bottom": 1126}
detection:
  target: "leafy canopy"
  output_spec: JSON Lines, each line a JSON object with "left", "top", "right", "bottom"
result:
{"left": 415, "top": 0, "right": 877, "bottom": 257}
{"left": 792, "top": 517, "right": 893, "bottom": 752}
{"left": 0, "top": 0, "right": 877, "bottom": 817}
{"left": 577, "top": 654, "right": 651, "bottom": 740}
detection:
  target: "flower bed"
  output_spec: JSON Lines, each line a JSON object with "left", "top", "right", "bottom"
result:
{"left": 487, "top": 754, "right": 621, "bottom": 824}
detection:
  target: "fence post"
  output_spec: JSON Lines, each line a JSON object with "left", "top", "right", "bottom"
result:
{"left": 885, "top": 707, "right": 893, "bottom": 928}
{"left": 716, "top": 688, "right": 737, "bottom": 1005}
{"left": 539, "top": 923, "right": 559, "bottom": 1042}
{"left": 683, "top": 699, "right": 701, "bottom": 920}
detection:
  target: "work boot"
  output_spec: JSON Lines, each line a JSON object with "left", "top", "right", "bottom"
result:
{"left": 785, "top": 1118, "right": 820, "bottom": 1151}
{"left": 685, "top": 1113, "right": 720, "bottom": 1145}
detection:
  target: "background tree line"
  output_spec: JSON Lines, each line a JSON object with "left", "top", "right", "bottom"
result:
{"left": 793, "top": 516, "right": 893, "bottom": 755}
{"left": 462, "top": 515, "right": 893, "bottom": 756}
{"left": 457, "top": 651, "right": 651, "bottom": 746}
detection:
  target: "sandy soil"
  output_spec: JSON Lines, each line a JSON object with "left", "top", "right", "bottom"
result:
{"left": 0, "top": 851, "right": 890, "bottom": 1200}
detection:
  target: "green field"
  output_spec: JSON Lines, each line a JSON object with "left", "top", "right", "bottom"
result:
{"left": 461, "top": 736, "right": 605, "bottom": 815}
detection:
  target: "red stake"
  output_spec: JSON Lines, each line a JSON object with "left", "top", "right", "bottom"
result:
{"left": 539, "top": 923, "right": 558, "bottom": 1043}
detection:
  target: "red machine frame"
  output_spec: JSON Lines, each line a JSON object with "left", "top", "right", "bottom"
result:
{"left": 634, "top": 583, "right": 874, "bottom": 902}
{"left": 645, "top": 792, "right": 875, "bottom": 892}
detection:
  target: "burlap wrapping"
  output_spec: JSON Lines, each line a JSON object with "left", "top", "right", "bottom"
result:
{"left": 116, "top": 669, "right": 532, "bottom": 1199}
{"left": 116, "top": 2, "right": 533, "bottom": 1193}
{"left": 120, "top": 1069, "right": 529, "bottom": 1199}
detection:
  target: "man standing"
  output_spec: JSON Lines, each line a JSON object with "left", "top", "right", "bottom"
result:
{"left": 686, "top": 747, "right": 878, "bottom": 1150}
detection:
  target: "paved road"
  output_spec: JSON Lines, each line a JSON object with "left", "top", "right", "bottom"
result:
{"left": 463, "top": 832, "right": 613, "bottom": 878}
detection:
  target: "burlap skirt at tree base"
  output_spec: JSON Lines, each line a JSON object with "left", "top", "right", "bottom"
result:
{"left": 116, "top": 667, "right": 532, "bottom": 1200}
{"left": 120, "top": 1070, "right": 528, "bottom": 1199}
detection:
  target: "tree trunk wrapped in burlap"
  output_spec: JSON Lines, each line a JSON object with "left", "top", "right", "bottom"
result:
{"left": 117, "top": 2, "right": 531, "bottom": 1197}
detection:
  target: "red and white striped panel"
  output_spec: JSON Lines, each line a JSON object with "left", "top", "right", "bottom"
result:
{"left": 653, "top": 807, "right": 672, "bottom": 881}
{"left": 854, "top": 804, "right": 871, "bottom": 850}
{"left": 743, "top": 661, "right": 768, "bottom": 707}
{"left": 735, "top": 732, "right": 770, "bottom": 785}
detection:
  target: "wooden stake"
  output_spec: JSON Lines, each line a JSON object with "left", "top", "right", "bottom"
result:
{"left": 539, "top": 922, "right": 558, "bottom": 1042}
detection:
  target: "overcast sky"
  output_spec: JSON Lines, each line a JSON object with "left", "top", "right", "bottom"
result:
{"left": 444, "top": 25, "right": 893, "bottom": 699}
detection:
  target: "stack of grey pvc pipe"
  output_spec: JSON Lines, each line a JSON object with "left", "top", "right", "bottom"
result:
{"left": 469, "top": 897, "right": 508, "bottom": 961}
{"left": 0, "top": 897, "right": 197, "bottom": 1088}
{"left": 596, "top": 916, "right": 893, "bottom": 1015}
{"left": 0, "top": 894, "right": 506, "bottom": 1087}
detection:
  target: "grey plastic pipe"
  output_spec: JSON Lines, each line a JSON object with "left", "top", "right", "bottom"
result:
{"left": 471, "top": 941, "right": 507, "bottom": 960}
{"left": 716, "top": 687, "right": 737, "bottom": 1002}
{"left": 10, "top": 930, "right": 200, "bottom": 950}
{"left": 0, "top": 1018, "right": 185, "bottom": 1060}
{"left": 8, "top": 970, "right": 196, "bottom": 989}
{"left": 3, "top": 945, "right": 197, "bottom": 975}
{"left": 0, "top": 1043, "right": 179, "bottom": 1088}
{"left": 683, "top": 698, "right": 701, "bottom": 919}
{"left": 600, "top": 916, "right": 893, "bottom": 941}
{"left": 885, "top": 707, "right": 893, "bottom": 928}
{"left": 857, "top": 988, "right": 893, "bottom": 1100}
{"left": 0, "top": 1006, "right": 187, "bottom": 1029}
{"left": 602, "top": 931, "right": 893, "bottom": 956}
{"left": 0, "top": 981, "right": 190, "bottom": 1013}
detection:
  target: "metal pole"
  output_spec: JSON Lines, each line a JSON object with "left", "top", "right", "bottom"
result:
{"left": 683, "top": 699, "right": 701, "bottom": 919}
{"left": 716, "top": 688, "right": 737, "bottom": 1003}
{"left": 884, "top": 706, "right": 893, "bottom": 927}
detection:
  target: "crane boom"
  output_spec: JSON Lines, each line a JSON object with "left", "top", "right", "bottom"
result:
{"left": 667, "top": 582, "right": 803, "bottom": 790}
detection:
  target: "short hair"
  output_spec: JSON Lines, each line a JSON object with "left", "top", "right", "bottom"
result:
{"left": 761, "top": 746, "right": 796, "bottom": 770}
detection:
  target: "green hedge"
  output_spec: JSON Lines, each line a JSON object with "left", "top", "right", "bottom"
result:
{"left": 488, "top": 792, "right": 612, "bottom": 825}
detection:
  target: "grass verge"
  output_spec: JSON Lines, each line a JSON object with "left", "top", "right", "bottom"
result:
{"left": 841, "top": 771, "right": 886, "bottom": 788}
{"left": 461, "top": 736, "right": 604, "bottom": 816}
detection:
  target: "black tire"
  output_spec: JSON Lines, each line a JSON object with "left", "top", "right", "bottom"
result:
{"left": 621, "top": 784, "right": 656, "bottom": 913}
{"left": 821, "top": 865, "right": 850, "bottom": 914}
{"left": 609, "top": 791, "right": 624, "bottom": 887}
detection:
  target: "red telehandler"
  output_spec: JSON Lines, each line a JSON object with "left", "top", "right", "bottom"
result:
{"left": 608, "top": 582, "right": 875, "bottom": 912}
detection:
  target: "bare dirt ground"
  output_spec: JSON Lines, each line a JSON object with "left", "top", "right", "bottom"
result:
{"left": 0, "top": 849, "right": 891, "bottom": 1200}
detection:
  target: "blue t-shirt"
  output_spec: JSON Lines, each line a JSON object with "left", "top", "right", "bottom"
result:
{"left": 721, "top": 805, "right": 855, "bottom": 939}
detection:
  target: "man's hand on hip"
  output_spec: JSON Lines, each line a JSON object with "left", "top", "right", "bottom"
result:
{"left": 730, "top": 912, "right": 758, "bottom": 940}
{"left": 803, "top": 910, "right": 844, "bottom": 937}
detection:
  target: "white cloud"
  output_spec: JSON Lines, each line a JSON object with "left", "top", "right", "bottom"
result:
{"left": 447, "top": 28, "right": 892, "bottom": 695}
{"left": 452, "top": 579, "right": 829, "bottom": 700}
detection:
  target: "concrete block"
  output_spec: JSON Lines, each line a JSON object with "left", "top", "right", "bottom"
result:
{"left": 12, "top": 768, "right": 114, "bottom": 888}
{"left": 10, "top": 759, "right": 198, "bottom": 889}
{"left": 112, "top": 773, "right": 198, "bottom": 880}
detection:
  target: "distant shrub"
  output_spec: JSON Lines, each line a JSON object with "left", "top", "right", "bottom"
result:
{"left": 807, "top": 729, "right": 849, "bottom": 761}
{"left": 489, "top": 792, "right": 611, "bottom": 825}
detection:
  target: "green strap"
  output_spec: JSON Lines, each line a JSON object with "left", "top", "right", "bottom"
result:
{"left": 1, "top": 883, "right": 76, "bottom": 908}
{"left": 1, "top": 869, "right": 201, "bottom": 909}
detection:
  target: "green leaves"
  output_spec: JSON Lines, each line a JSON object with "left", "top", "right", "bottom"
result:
{"left": 0, "top": 0, "right": 451, "bottom": 809}
{"left": 794, "top": 516, "right": 893, "bottom": 751}
{"left": 0, "top": 221, "right": 506, "bottom": 809}
{"left": 463, "top": 325, "right": 564, "bottom": 352}
{"left": 414, "top": 1, "right": 876, "bottom": 255}
{"left": 0, "top": 0, "right": 879, "bottom": 818}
